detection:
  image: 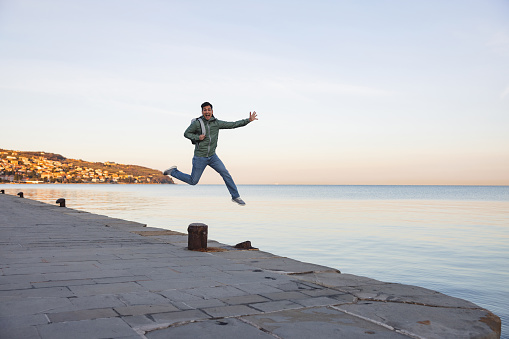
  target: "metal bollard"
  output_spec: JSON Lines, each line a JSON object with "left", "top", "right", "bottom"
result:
{"left": 17, "top": 192, "right": 24, "bottom": 198}
{"left": 187, "top": 223, "right": 208, "bottom": 251}
{"left": 56, "top": 198, "right": 66, "bottom": 207}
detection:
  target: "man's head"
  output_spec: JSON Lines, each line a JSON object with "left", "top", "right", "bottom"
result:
{"left": 201, "top": 102, "right": 213, "bottom": 120}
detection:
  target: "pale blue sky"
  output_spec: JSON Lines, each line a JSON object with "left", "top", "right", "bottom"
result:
{"left": 1, "top": 0, "right": 508, "bottom": 184}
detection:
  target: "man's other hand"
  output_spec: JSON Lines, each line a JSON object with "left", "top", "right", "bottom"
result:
{"left": 249, "top": 111, "right": 258, "bottom": 122}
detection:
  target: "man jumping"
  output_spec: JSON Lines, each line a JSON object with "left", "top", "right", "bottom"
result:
{"left": 164, "top": 102, "right": 258, "bottom": 205}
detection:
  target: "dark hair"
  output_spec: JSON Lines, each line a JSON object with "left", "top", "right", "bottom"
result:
{"left": 201, "top": 102, "right": 213, "bottom": 110}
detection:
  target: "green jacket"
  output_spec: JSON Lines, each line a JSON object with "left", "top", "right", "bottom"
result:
{"left": 184, "top": 115, "right": 251, "bottom": 157}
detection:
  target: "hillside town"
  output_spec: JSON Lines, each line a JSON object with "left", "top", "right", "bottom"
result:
{"left": 0, "top": 150, "right": 173, "bottom": 184}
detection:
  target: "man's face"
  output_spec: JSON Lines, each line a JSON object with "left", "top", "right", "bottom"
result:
{"left": 202, "top": 106, "right": 213, "bottom": 120}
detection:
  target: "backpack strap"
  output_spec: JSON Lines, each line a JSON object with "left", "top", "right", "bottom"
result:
{"left": 196, "top": 117, "right": 206, "bottom": 136}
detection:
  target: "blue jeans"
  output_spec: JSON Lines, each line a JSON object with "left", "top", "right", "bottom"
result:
{"left": 170, "top": 154, "right": 240, "bottom": 199}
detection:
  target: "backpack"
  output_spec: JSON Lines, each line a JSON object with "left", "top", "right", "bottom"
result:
{"left": 190, "top": 117, "right": 206, "bottom": 144}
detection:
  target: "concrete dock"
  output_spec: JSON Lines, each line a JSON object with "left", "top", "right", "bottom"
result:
{"left": 0, "top": 193, "right": 501, "bottom": 338}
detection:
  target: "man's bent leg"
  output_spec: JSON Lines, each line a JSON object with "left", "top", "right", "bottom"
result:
{"left": 171, "top": 156, "right": 207, "bottom": 185}
{"left": 209, "top": 154, "right": 240, "bottom": 199}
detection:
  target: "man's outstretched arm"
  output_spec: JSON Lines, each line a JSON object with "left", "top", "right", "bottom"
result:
{"left": 218, "top": 111, "right": 258, "bottom": 129}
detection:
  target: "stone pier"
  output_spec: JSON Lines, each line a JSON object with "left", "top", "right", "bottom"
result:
{"left": 0, "top": 194, "right": 501, "bottom": 338}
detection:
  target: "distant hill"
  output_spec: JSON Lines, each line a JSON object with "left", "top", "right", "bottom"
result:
{"left": 0, "top": 149, "right": 174, "bottom": 184}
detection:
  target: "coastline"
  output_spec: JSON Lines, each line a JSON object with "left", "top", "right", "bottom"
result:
{"left": 0, "top": 192, "right": 501, "bottom": 338}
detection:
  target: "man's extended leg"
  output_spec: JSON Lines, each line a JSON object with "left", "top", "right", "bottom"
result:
{"left": 170, "top": 156, "right": 207, "bottom": 185}
{"left": 208, "top": 154, "right": 240, "bottom": 199}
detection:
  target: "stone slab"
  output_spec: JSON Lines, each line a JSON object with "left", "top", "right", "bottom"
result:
{"left": 68, "top": 294, "right": 126, "bottom": 309}
{"left": 149, "top": 309, "right": 211, "bottom": 327}
{"left": 201, "top": 305, "right": 261, "bottom": 318}
{"left": 336, "top": 301, "right": 501, "bottom": 339}
{"left": 114, "top": 304, "right": 179, "bottom": 316}
{"left": 220, "top": 294, "right": 271, "bottom": 305}
{"left": 47, "top": 308, "right": 117, "bottom": 322}
{"left": 0, "top": 297, "right": 73, "bottom": 317}
{"left": 233, "top": 282, "right": 286, "bottom": 294}
{"left": 1, "top": 326, "right": 41, "bottom": 339}
{"left": 117, "top": 291, "right": 173, "bottom": 306}
{"left": 241, "top": 257, "right": 338, "bottom": 274}
{"left": 243, "top": 306, "right": 410, "bottom": 339}
{"left": 292, "top": 271, "right": 386, "bottom": 288}
{"left": 37, "top": 317, "right": 135, "bottom": 339}
{"left": 0, "top": 314, "right": 49, "bottom": 329}
{"left": 185, "top": 285, "right": 248, "bottom": 299}
{"left": 340, "top": 282, "right": 481, "bottom": 308}
{"left": 145, "top": 318, "right": 274, "bottom": 339}
{"left": 182, "top": 298, "right": 226, "bottom": 309}
{"left": 259, "top": 291, "right": 308, "bottom": 301}
{"left": 68, "top": 282, "right": 145, "bottom": 296}
{"left": 249, "top": 300, "right": 302, "bottom": 313}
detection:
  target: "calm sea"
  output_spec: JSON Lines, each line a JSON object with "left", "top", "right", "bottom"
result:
{"left": 2, "top": 184, "right": 508, "bottom": 337}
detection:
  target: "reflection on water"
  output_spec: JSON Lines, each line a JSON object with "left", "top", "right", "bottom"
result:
{"left": 2, "top": 184, "right": 509, "bottom": 338}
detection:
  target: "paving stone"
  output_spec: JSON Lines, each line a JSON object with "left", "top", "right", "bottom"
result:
{"left": 34, "top": 269, "right": 136, "bottom": 282}
{"left": 0, "top": 282, "right": 33, "bottom": 291}
{"left": 336, "top": 301, "right": 500, "bottom": 339}
{"left": 0, "top": 297, "right": 73, "bottom": 317}
{"left": 249, "top": 300, "right": 302, "bottom": 313}
{"left": 117, "top": 291, "right": 172, "bottom": 306}
{"left": 158, "top": 289, "right": 203, "bottom": 302}
{"left": 220, "top": 294, "right": 271, "bottom": 305}
{"left": 170, "top": 301, "right": 195, "bottom": 311}
{"left": 241, "top": 257, "right": 336, "bottom": 274}
{"left": 138, "top": 277, "right": 216, "bottom": 291}
{"left": 37, "top": 317, "right": 136, "bottom": 339}
{"left": 1, "top": 262, "right": 100, "bottom": 275}
{"left": 68, "top": 294, "right": 126, "bottom": 309}
{"left": 47, "top": 308, "right": 118, "bottom": 322}
{"left": 114, "top": 304, "right": 179, "bottom": 316}
{"left": 149, "top": 309, "right": 211, "bottom": 326}
{"left": 145, "top": 317, "right": 274, "bottom": 339}
{"left": 185, "top": 285, "right": 247, "bottom": 299}
{"left": 293, "top": 271, "right": 385, "bottom": 289}
{"left": 120, "top": 314, "right": 155, "bottom": 328}
{"left": 201, "top": 305, "right": 261, "bottom": 318}
{"left": 260, "top": 291, "right": 308, "bottom": 301}
{"left": 0, "top": 313, "right": 49, "bottom": 329}
{"left": 233, "top": 282, "right": 285, "bottom": 294}
{"left": 329, "top": 293, "right": 357, "bottom": 304}
{"left": 92, "top": 275, "right": 151, "bottom": 284}
{"left": 243, "top": 306, "right": 409, "bottom": 339}
{"left": 211, "top": 269, "right": 296, "bottom": 286}
{"left": 299, "top": 288, "right": 346, "bottom": 297}
{"left": 214, "top": 263, "right": 258, "bottom": 271}
{"left": 0, "top": 325, "right": 41, "bottom": 339}
{"left": 182, "top": 298, "right": 226, "bottom": 309}
{"left": 0, "top": 286, "right": 74, "bottom": 299}
{"left": 31, "top": 279, "right": 97, "bottom": 288}
{"left": 68, "top": 282, "right": 145, "bottom": 296}
{"left": 171, "top": 265, "right": 224, "bottom": 276}
{"left": 275, "top": 280, "right": 324, "bottom": 291}
{"left": 340, "top": 282, "right": 481, "bottom": 308}
{"left": 211, "top": 250, "right": 279, "bottom": 260}
{"left": 293, "top": 296, "right": 344, "bottom": 308}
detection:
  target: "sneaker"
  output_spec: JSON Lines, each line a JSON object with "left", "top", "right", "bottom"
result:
{"left": 232, "top": 197, "right": 246, "bottom": 206}
{"left": 163, "top": 166, "right": 177, "bottom": 176}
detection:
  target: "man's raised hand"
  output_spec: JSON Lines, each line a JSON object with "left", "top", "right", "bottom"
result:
{"left": 249, "top": 111, "right": 258, "bottom": 122}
